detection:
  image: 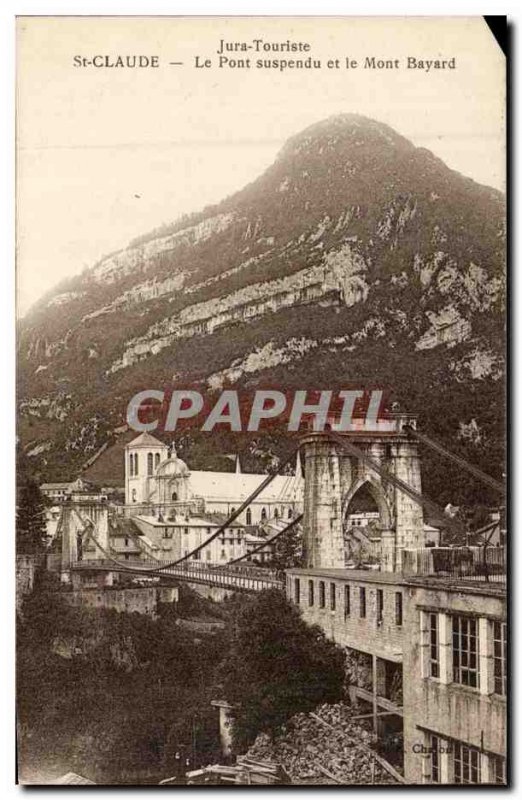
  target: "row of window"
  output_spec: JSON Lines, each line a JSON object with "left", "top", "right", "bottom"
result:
{"left": 181, "top": 549, "right": 216, "bottom": 561}
{"left": 161, "top": 526, "right": 244, "bottom": 540}
{"left": 128, "top": 452, "right": 163, "bottom": 477}
{"left": 182, "top": 548, "right": 236, "bottom": 563}
{"left": 428, "top": 734, "right": 505, "bottom": 785}
{"left": 294, "top": 578, "right": 403, "bottom": 627}
{"left": 241, "top": 507, "right": 294, "bottom": 525}
{"left": 348, "top": 516, "right": 379, "bottom": 527}
{"left": 426, "top": 614, "right": 506, "bottom": 695}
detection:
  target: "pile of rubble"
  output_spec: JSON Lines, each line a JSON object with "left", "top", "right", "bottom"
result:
{"left": 246, "top": 703, "right": 403, "bottom": 785}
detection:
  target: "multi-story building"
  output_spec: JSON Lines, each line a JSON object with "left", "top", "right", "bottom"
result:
{"left": 126, "top": 512, "right": 248, "bottom": 565}
{"left": 244, "top": 532, "right": 276, "bottom": 564}
{"left": 286, "top": 564, "right": 506, "bottom": 784}
{"left": 40, "top": 482, "right": 71, "bottom": 502}
{"left": 403, "top": 575, "right": 506, "bottom": 784}
{"left": 44, "top": 432, "right": 299, "bottom": 568}
{"left": 285, "top": 418, "right": 507, "bottom": 785}
{"left": 41, "top": 478, "right": 109, "bottom": 503}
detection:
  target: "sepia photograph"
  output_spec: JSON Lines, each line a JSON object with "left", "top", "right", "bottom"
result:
{"left": 14, "top": 14, "right": 507, "bottom": 787}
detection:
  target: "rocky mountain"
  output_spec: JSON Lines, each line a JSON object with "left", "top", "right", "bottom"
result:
{"left": 17, "top": 114, "right": 506, "bottom": 506}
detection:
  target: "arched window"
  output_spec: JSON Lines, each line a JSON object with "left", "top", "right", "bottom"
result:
{"left": 172, "top": 491, "right": 178, "bottom": 502}
{"left": 231, "top": 507, "right": 236, "bottom": 517}
{"left": 274, "top": 508, "right": 279, "bottom": 519}
{"left": 129, "top": 454, "right": 134, "bottom": 477}
{"left": 147, "top": 452, "right": 153, "bottom": 476}
{"left": 246, "top": 508, "right": 252, "bottom": 526}
{"left": 155, "top": 453, "right": 160, "bottom": 469}
{"left": 261, "top": 507, "right": 267, "bottom": 521}
{"left": 134, "top": 453, "right": 139, "bottom": 475}
{"left": 288, "top": 508, "right": 293, "bottom": 519}
{"left": 131, "top": 488, "right": 137, "bottom": 502}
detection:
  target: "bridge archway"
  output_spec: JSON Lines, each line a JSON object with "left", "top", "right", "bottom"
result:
{"left": 301, "top": 425, "right": 424, "bottom": 571}
{"left": 342, "top": 478, "right": 392, "bottom": 530}
{"left": 342, "top": 480, "right": 391, "bottom": 566}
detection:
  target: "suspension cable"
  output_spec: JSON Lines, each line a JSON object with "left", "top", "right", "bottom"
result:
{"left": 227, "top": 513, "right": 303, "bottom": 565}
{"left": 71, "top": 509, "right": 161, "bottom": 571}
{"left": 78, "top": 515, "right": 147, "bottom": 569}
{"left": 76, "top": 506, "right": 302, "bottom": 579}
{"left": 152, "top": 445, "right": 301, "bottom": 570}
{"left": 275, "top": 468, "right": 294, "bottom": 504}
{"left": 403, "top": 426, "right": 505, "bottom": 496}
{"left": 67, "top": 449, "right": 301, "bottom": 574}
{"left": 327, "top": 431, "right": 466, "bottom": 536}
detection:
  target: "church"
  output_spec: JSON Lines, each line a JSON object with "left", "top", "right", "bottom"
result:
{"left": 124, "top": 432, "right": 303, "bottom": 527}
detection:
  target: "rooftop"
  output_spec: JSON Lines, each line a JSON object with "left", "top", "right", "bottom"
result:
{"left": 286, "top": 566, "right": 507, "bottom": 595}
{"left": 189, "top": 470, "right": 302, "bottom": 502}
{"left": 133, "top": 514, "right": 243, "bottom": 528}
{"left": 403, "top": 574, "right": 507, "bottom": 597}
{"left": 286, "top": 567, "right": 406, "bottom": 585}
{"left": 126, "top": 431, "right": 167, "bottom": 449}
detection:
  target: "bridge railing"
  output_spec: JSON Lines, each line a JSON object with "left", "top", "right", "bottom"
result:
{"left": 104, "top": 557, "right": 280, "bottom": 579}
{"left": 402, "top": 546, "right": 506, "bottom": 584}
{"left": 72, "top": 558, "right": 283, "bottom": 585}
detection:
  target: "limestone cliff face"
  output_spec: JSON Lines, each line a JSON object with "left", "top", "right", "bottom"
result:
{"left": 17, "top": 114, "right": 505, "bottom": 504}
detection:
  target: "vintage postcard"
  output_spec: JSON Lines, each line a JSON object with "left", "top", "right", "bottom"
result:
{"left": 16, "top": 16, "right": 507, "bottom": 786}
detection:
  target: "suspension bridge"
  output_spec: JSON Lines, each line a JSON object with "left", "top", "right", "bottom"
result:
{"left": 49, "top": 413, "right": 505, "bottom": 592}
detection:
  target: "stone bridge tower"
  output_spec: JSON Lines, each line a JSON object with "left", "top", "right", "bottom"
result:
{"left": 56, "top": 501, "right": 111, "bottom": 582}
{"left": 301, "top": 414, "right": 424, "bottom": 572}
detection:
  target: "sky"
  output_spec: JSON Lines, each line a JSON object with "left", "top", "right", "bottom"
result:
{"left": 16, "top": 16, "right": 505, "bottom": 315}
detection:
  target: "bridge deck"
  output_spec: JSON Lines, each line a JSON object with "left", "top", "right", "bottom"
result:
{"left": 71, "top": 559, "right": 284, "bottom": 593}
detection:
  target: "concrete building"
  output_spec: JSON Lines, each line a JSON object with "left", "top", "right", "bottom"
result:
{"left": 286, "top": 565, "right": 506, "bottom": 784}
{"left": 402, "top": 576, "right": 506, "bottom": 784}
{"left": 286, "top": 417, "right": 507, "bottom": 785}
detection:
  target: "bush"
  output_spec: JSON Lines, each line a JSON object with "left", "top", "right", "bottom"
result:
{"left": 220, "top": 589, "right": 345, "bottom": 750}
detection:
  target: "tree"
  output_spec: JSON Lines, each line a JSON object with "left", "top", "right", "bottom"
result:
{"left": 16, "top": 477, "right": 48, "bottom": 554}
{"left": 269, "top": 523, "right": 303, "bottom": 572}
{"left": 17, "top": 577, "right": 228, "bottom": 784}
{"left": 220, "top": 589, "right": 345, "bottom": 750}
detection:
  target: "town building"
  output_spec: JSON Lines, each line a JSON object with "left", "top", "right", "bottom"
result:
{"left": 123, "top": 432, "right": 303, "bottom": 526}
{"left": 285, "top": 419, "right": 507, "bottom": 785}
{"left": 41, "top": 477, "right": 109, "bottom": 503}
{"left": 285, "top": 563, "right": 506, "bottom": 784}
{"left": 123, "top": 512, "right": 248, "bottom": 565}
{"left": 43, "top": 431, "right": 301, "bottom": 569}
{"left": 40, "top": 482, "right": 71, "bottom": 502}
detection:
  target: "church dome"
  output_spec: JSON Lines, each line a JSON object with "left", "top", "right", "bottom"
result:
{"left": 156, "top": 456, "right": 190, "bottom": 478}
